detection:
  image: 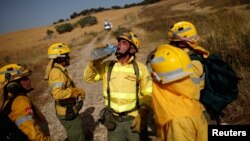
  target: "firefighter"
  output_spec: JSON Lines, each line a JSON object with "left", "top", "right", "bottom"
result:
{"left": 147, "top": 44, "right": 208, "bottom": 141}
{"left": 45, "top": 43, "right": 85, "bottom": 141}
{"left": 167, "top": 21, "right": 209, "bottom": 99}
{"left": 0, "top": 64, "right": 51, "bottom": 141}
{"left": 83, "top": 31, "right": 152, "bottom": 141}
{"left": 167, "top": 21, "right": 211, "bottom": 121}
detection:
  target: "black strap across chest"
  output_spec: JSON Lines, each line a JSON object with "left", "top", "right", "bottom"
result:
{"left": 106, "top": 60, "right": 140, "bottom": 113}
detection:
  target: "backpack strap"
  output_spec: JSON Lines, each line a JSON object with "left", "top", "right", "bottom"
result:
{"left": 53, "top": 66, "right": 75, "bottom": 88}
{"left": 0, "top": 86, "right": 8, "bottom": 112}
{"left": 107, "top": 61, "right": 116, "bottom": 107}
{"left": 2, "top": 94, "right": 32, "bottom": 116}
{"left": 0, "top": 95, "right": 29, "bottom": 140}
{"left": 1, "top": 96, "right": 16, "bottom": 116}
{"left": 189, "top": 53, "right": 204, "bottom": 62}
{"left": 132, "top": 60, "right": 140, "bottom": 109}
{"left": 107, "top": 60, "right": 140, "bottom": 112}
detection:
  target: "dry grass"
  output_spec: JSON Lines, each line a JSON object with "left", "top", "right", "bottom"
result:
{"left": 0, "top": 6, "right": 142, "bottom": 65}
{"left": 1, "top": 1, "right": 250, "bottom": 140}
{"left": 137, "top": 0, "right": 250, "bottom": 124}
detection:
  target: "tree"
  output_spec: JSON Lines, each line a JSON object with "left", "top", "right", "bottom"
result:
{"left": 70, "top": 12, "right": 78, "bottom": 19}
{"left": 46, "top": 29, "right": 54, "bottom": 36}
{"left": 77, "top": 16, "right": 98, "bottom": 28}
{"left": 55, "top": 23, "right": 74, "bottom": 34}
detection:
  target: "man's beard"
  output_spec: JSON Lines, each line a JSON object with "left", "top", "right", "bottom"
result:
{"left": 115, "top": 50, "right": 130, "bottom": 59}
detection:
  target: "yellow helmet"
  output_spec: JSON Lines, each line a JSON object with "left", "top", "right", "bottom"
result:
{"left": 117, "top": 32, "right": 140, "bottom": 49}
{"left": 147, "top": 44, "right": 193, "bottom": 84}
{"left": 0, "top": 64, "right": 31, "bottom": 84}
{"left": 167, "top": 21, "right": 199, "bottom": 43}
{"left": 48, "top": 43, "right": 71, "bottom": 59}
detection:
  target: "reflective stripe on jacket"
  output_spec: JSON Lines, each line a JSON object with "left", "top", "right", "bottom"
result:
{"left": 7, "top": 95, "right": 51, "bottom": 141}
{"left": 83, "top": 57, "right": 152, "bottom": 116}
{"left": 190, "top": 60, "right": 206, "bottom": 112}
{"left": 48, "top": 63, "right": 74, "bottom": 115}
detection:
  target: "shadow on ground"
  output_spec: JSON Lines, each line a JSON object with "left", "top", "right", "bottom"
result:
{"left": 80, "top": 106, "right": 99, "bottom": 141}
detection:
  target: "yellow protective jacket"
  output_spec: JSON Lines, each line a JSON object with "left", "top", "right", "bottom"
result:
{"left": 3, "top": 95, "right": 51, "bottom": 141}
{"left": 48, "top": 63, "right": 82, "bottom": 116}
{"left": 152, "top": 77, "right": 206, "bottom": 140}
{"left": 83, "top": 57, "right": 152, "bottom": 117}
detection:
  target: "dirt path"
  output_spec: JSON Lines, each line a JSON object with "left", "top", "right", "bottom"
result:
{"left": 67, "top": 31, "right": 113, "bottom": 141}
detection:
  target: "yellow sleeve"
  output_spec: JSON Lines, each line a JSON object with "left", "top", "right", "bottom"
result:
{"left": 83, "top": 60, "right": 103, "bottom": 83}
{"left": 9, "top": 96, "right": 51, "bottom": 141}
{"left": 138, "top": 62, "right": 153, "bottom": 107}
{"left": 192, "top": 60, "right": 203, "bottom": 77}
{"left": 48, "top": 68, "right": 73, "bottom": 100}
{"left": 192, "top": 60, "right": 205, "bottom": 90}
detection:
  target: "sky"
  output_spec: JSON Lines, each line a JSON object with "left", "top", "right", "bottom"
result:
{"left": 0, "top": 0, "right": 143, "bottom": 35}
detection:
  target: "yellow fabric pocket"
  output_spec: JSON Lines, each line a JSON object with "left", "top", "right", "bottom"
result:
{"left": 125, "top": 75, "right": 137, "bottom": 81}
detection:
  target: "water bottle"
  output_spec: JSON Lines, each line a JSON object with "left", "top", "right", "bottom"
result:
{"left": 91, "top": 44, "right": 117, "bottom": 60}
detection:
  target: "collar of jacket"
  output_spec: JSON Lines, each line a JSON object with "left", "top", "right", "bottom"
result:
{"left": 53, "top": 63, "right": 67, "bottom": 72}
{"left": 114, "top": 56, "right": 135, "bottom": 65}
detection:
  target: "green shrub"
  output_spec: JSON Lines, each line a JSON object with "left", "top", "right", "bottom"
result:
{"left": 111, "top": 6, "right": 121, "bottom": 9}
{"left": 140, "top": 0, "right": 160, "bottom": 5}
{"left": 77, "top": 15, "right": 98, "bottom": 28}
{"left": 55, "top": 23, "right": 74, "bottom": 34}
{"left": 70, "top": 12, "right": 78, "bottom": 19}
{"left": 46, "top": 29, "right": 54, "bottom": 36}
{"left": 246, "top": 4, "right": 250, "bottom": 10}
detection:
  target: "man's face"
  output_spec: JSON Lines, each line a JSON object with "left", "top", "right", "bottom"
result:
{"left": 116, "top": 39, "right": 130, "bottom": 54}
{"left": 20, "top": 77, "right": 32, "bottom": 91}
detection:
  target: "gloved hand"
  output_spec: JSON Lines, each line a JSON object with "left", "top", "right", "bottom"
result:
{"left": 72, "top": 88, "right": 85, "bottom": 100}
{"left": 74, "top": 100, "right": 83, "bottom": 113}
{"left": 131, "top": 106, "right": 150, "bottom": 133}
{"left": 89, "top": 55, "right": 110, "bottom": 71}
{"left": 142, "top": 95, "right": 152, "bottom": 107}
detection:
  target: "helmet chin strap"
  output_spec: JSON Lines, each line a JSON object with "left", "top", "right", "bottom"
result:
{"left": 64, "top": 58, "right": 70, "bottom": 66}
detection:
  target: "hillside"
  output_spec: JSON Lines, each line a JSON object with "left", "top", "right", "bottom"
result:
{"left": 1, "top": 0, "right": 250, "bottom": 140}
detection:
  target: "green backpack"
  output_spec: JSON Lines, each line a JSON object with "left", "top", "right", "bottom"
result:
{"left": 190, "top": 53, "right": 240, "bottom": 124}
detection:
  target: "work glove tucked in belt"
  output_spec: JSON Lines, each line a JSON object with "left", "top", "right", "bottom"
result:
{"left": 72, "top": 87, "right": 85, "bottom": 99}
{"left": 74, "top": 96, "right": 84, "bottom": 113}
{"left": 131, "top": 106, "right": 150, "bottom": 133}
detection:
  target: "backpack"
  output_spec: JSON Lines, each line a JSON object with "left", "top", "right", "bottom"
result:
{"left": 0, "top": 95, "right": 29, "bottom": 141}
{"left": 190, "top": 53, "right": 239, "bottom": 124}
